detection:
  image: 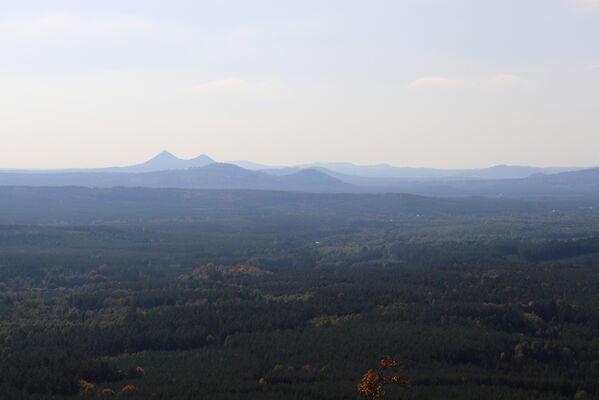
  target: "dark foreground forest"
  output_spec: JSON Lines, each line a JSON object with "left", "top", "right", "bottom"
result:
{"left": 2, "top": 187, "right": 599, "bottom": 399}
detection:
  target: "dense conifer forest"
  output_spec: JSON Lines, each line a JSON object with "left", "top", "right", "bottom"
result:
{"left": 1, "top": 187, "right": 599, "bottom": 399}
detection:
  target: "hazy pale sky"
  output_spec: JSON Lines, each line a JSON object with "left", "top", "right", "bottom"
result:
{"left": 1, "top": 0, "right": 598, "bottom": 169}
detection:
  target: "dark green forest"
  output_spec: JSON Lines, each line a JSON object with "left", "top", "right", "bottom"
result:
{"left": 2, "top": 187, "right": 599, "bottom": 399}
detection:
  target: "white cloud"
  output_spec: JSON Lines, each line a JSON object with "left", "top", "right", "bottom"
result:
{"left": 184, "top": 78, "right": 283, "bottom": 97}
{"left": 489, "top": 74, "right": 535, "bottom": 88}
{"left": 409, "top": 77, "right": 474, "bottom": 88}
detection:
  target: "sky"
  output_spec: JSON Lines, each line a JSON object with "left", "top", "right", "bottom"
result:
{"left": 0, "top": 0, "right": 598, "bottom": 169}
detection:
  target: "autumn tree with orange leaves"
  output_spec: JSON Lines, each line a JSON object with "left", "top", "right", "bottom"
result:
{"left": 357, "top": 357, "right": 408, "bottom": 399}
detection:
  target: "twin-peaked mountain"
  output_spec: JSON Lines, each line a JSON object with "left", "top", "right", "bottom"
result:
{"left": 114, "top": 150, "right": 215, "bottom": 172}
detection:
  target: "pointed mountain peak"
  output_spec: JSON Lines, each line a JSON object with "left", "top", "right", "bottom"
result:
{"left": 152, "top": 150, "right": 179, "bottom": 160}
{"left": 134, "top": 150, "right": 183, "bottom": 171}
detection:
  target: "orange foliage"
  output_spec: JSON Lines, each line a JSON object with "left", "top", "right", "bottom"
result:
{"left": 380, "top": 356, "right": 399, "bottom": 368}
{"left": 357, "top": 357, "right": 407, "bottom": 399}
{"left": 121, "top": 384, "right": 138, "bottom": 392}
{"left": 357, "top": 369, "right": 386, "bottom": 399}
{"left": 79, "top": 379, "right": 96, "bottom": 393}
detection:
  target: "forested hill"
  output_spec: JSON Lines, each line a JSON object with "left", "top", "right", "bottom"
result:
{"left": 380, "top": 167, "right": 599, "bottom": 197}
{"left": 0, "top": 186, "right": 592, "bottom": 225}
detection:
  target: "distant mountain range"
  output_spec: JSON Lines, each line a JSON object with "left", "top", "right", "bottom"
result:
{"left": 2, "top": 151, "right": 579, "bottom": 179}
{"left": 379, "top": 168, "right": 599, "bottom": 198}
{"left": 0, "top": 162, "right": 352, "bottom": 193}
{"left": 231, "top": 161, "right": 579, "bottom": 180}
{"left": 0, "top": 151, "right": 596, "bottom": 197}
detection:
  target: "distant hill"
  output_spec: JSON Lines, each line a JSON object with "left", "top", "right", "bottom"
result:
{"left": 530, "top": 167, "right": 599, "bottom": 185}
{"left": 454, "top": 165, "right": 577, "bottom": 180}
{"left": 0, "top": 163, "right": 353, "bottom": 193}
{"left": 235, "top": 161, "right": 460, "bottom": 179}
{"left": 228, "top": 160, "right": 282, "bottom": 170}
{"left": 371, "top": 167, "right": 599, "bottom": 198}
